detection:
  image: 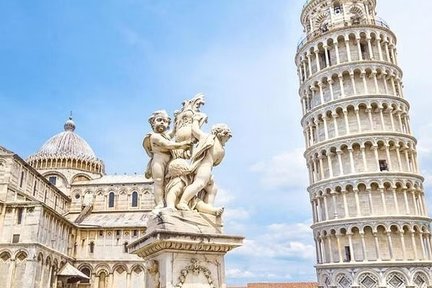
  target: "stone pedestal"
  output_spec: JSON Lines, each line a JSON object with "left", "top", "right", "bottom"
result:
{"left": 128, "top": 210, "right": 243, "bottom": 288}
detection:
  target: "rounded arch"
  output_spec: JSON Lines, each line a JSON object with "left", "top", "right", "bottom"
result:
{"left": 94, "top": 263, "right": 111, "bottom": 274}
{"left": 334, "top": 272, "right": 353, "bottom": 288}
{"left": 356, "top": 270, "right": 380, "bottom": 287}
{"left": 112, "top": 263, "right": 129, "bottom": 274}
{"left": 0, "top": 250, "right": 11, "bottom": 261}
{"left": 130, "top": 264, "right": 145, "bottom": 274}
{"left": 412, "top": 270, "right": 430, "bottom": 287}
{"left": 72, "top": 173, "right": 91, "bottom": 183}
{"left": 15, "top": 250, "right": 28, "bottom": 261}
{"left": 385, "top": 270, "right": 408, "bottom": 288}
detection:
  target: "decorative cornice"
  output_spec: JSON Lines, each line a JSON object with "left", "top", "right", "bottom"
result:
{"left": 128, "top": 230, "right": 243, "bottom": 259}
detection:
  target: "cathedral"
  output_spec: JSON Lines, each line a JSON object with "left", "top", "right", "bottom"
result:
{"left": 296, "top": 0, "right": 432, "bottom": 287}
{"left": 0, "top": 117, "right": 154, "bottom": 288}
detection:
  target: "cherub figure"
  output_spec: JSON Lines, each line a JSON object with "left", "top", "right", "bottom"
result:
{"left": 165, "top": 158, "right": 223, "bottom": 216}
{"left": 176, "top": 117, "right": 232, "bottom": 213}
{"left": 143, "top": 110, "right": 191, "bottom": 209}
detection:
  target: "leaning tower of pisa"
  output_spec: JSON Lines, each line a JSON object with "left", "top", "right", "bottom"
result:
{"left": 296, "top": 1, "right": 432, "bottom": 287}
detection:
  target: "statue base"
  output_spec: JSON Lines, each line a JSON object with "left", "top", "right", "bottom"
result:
{"left": 128, "top": 209, "right": 243, "bottom": 288}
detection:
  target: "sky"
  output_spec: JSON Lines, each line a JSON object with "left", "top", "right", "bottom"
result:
{"left": 1, "top": 0, "right": 432, "bottom": 285}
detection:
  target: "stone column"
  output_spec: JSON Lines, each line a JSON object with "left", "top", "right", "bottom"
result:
{"left": 368, "top": 189, "right": 374, "bottom": 215}
{"left": 348, "top": 148, "right": 355, "bottom": 174}
{"left": 334, "top": 39, "right": 340, "bottom": 64}
{"left": 328, "top": 78, "right": 335, "bottom": 101}
{"left": 343, "top": 109, "right": 350, "bottom": 134}
{"left": 347, "top": 233, "right": 354, "bottom": 262}
{"left": 403, "top": 189, "right": 411, "bottom": 215}
{"left": 342, "top": 190, "right": 349, "bottom": 218}
{"left": 392, "top": 187, "right": 400, "bottom": 214}
{"left": 338, "top": 73, "right": 345, "bottom": 97}
{"left": 355, "top": 108, "right": 362, "bottom": 132}
{"left": 386, "top": 230, "right": 394, "bottom": 260}
{"left": 337, "top": 149, "right": 344, "bottom": 176}
{"left": 331, "top": 191, "right": 338, "bottom": 219}
{"left": 367, "top": 37, "right": 373, "bottom": 59}
{"left": 380, "top": 188, "right": 388, "bottom": 215}
{"left": 327, "top": 236, "right": 334, "bottom": 262}
{"left": 322, "top": 116, "right": 329, "bottom": 140}
{"left": 336, "top": 233, "right": 343, "bottom": 262}
{"left": 360, "top": 232, "right": 367, "bottom": 261}
{"left": 361, "top": 145, "right": 368, "bottom": 172}
{"left": 411, "top": 230, "right": 418, "bottom": 260}
{"left": 324, "top": 45, "right": 330, "bottom": 67}
{"left": 307, "top": 52, "right": 312, "bottom": 76}
{"left": 384, "top": 144, "right": 393, "bottom": 170}
{"left": 327, "top": 153, "right": 334, "bottom": 178}
{"left": 318, "top": 81, "right": 325, "bottom": 105}
{"left": 400, "top": 231, "right": 407, "bottom": 260}
{"left": 354, "top": 189, "right": 361, "bottom": 216}
{"left": 374, "top": 232, "right": 381, "bottom": 260}
{"left": 361, "top": 70, "right": 368, "bottom": 94}
{"left": 350, "top": 72, "right": 357, "bottom": 95}
{"left": 345, "top": 37, "right": 352, "bottom": 62}
{"left": 332, "top": 112, "right": 339, "bottom": 137}
{"left": 356, "top": 37, "right": 363, "bottom": 61}
{"left": 377, "top": 38, "right": 383, "bottom": 60}
{"left": 383, "top": 72, "right": 389, "bottom": 94}
{"left": 372, "top": 70, "right": 378, "bottom": 93}
{"left": 384, "top": 41, "right": 391, "bottom": 62}
{"left": 315, "top": 48, "right": 321, "bottom": 72}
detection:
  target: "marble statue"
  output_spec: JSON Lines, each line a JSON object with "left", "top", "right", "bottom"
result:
{"left": 143, "top": 110, "right": 192, "bottom": 209}
{"left": 143, "top": 95, "right": 229, "bottom": 215}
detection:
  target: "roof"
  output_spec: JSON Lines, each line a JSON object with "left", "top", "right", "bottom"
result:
{"left": 33, "top": 118, "right": 97, "bottom": 160}
{"left": 247, "top": 283, "right": 318, "bottom": 288}
{"left": 66, "top": 211, "right": 149, "bottom": 228}
{"left": 57, "top": 262, "right": 89, "bottom": 279}
{"left": 72, "top": 174, "right": 151, "bottom": 185}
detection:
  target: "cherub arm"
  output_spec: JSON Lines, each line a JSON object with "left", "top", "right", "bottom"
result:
{"left": 152, "top": 134, "right": 190, "bottom": 150}
{"left": 191, "top": 116, "right": 207, "bottom": 141}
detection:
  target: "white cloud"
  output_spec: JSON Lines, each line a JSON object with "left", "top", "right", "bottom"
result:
{"left": 416, "top": 123, "right": 432, "bottom": 156}
{"left": 226, "top": 268, "right": 255, "bottom": 279}
{"left": 232, "top": 221, "right": 315, "bottom": 261}
{"left": 250, "top": 148, "right": 308, "bottom": 189}
{"left": 215, "top": 187, "right": 236, "bottom": 207}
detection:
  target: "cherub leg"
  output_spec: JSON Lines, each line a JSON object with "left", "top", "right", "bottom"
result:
{"left": 166, "top": 181, "right": 185, "bottom": 209}
{"left": 177, "top": 161, "right": 213, "bottom": 211}
{"left": 152, "top": 164, "right": 166, "bottom": 209}
{"left": 195, "top": 200, "right": 224, "bottom": 216}
{"left": 203, "top": 177, "right": 217, "bottom": 205}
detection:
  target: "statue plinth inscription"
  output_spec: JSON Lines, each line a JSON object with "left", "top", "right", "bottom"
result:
{"left": 129, "top": 94, "right": 243, "bottom": 288}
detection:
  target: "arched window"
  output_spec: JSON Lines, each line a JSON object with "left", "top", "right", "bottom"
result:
{"left": 108, "top": 192, "right": 115, "bottom": 208}
{"left": 80, "top": 267, "right": 91, "bottom": 283}
{"left": 131, "top": 192, "right": 138, "bottom": 207}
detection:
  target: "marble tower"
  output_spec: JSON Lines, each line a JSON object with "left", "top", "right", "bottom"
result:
{"left": 296, "top": 0, "right": 432, "bottom": 287}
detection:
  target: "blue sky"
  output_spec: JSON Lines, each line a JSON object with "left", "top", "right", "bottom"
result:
{"left": 1, "top": 0, "right": 432, "bottom": 285}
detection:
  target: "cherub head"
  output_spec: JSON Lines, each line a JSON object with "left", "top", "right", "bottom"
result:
{"left": 211, "top": 123, "right": 232, "bottom": 145}
{"left": 149, "top": 110, "right": 171, "bottom": 133}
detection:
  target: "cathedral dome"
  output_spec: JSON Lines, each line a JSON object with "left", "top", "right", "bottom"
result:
{"left": 36, "top": 118, "right": 96, "bottom": 160}
{"left": 27, "top": 117, "right": 104, "bottom": 175}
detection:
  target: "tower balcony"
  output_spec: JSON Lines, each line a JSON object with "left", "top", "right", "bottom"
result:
{"left": 297, "top": 18, "right": 390, "bottom": 52}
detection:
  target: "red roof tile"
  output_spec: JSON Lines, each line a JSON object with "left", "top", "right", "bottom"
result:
{"left": 247, "top": 283, "right": 318, "bottom": 288}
